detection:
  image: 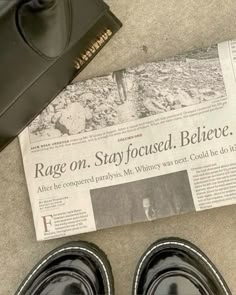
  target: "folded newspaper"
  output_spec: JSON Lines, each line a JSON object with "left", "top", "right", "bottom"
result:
{"left": 19, "top": 40, "right": 236, "bottom": 241}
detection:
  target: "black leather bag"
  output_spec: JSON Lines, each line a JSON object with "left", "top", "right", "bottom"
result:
{"left": 0, "top": 0, "right": 121, "bottom": 151}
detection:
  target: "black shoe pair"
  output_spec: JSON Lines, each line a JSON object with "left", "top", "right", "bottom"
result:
{"left": 16, "top": 238, "right": 231, "bottom": 295}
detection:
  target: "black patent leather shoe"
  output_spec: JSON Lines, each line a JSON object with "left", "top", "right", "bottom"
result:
{"left": 133, "top": 238, "right": 231, "bottom": 295}
{"left": 15, "top": 241, "right": 114, "bottom": 295}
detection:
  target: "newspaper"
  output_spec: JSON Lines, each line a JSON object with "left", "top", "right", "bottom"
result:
{"left": 19, "top": 40, "right": 236, "bottom": 241}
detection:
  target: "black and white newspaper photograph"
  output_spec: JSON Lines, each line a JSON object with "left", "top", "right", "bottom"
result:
{"left": 28, "top": 45, "right": 226, "bottom": 143}
{"left": 90, "top": 170, "right": 194, "bottom": 229}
